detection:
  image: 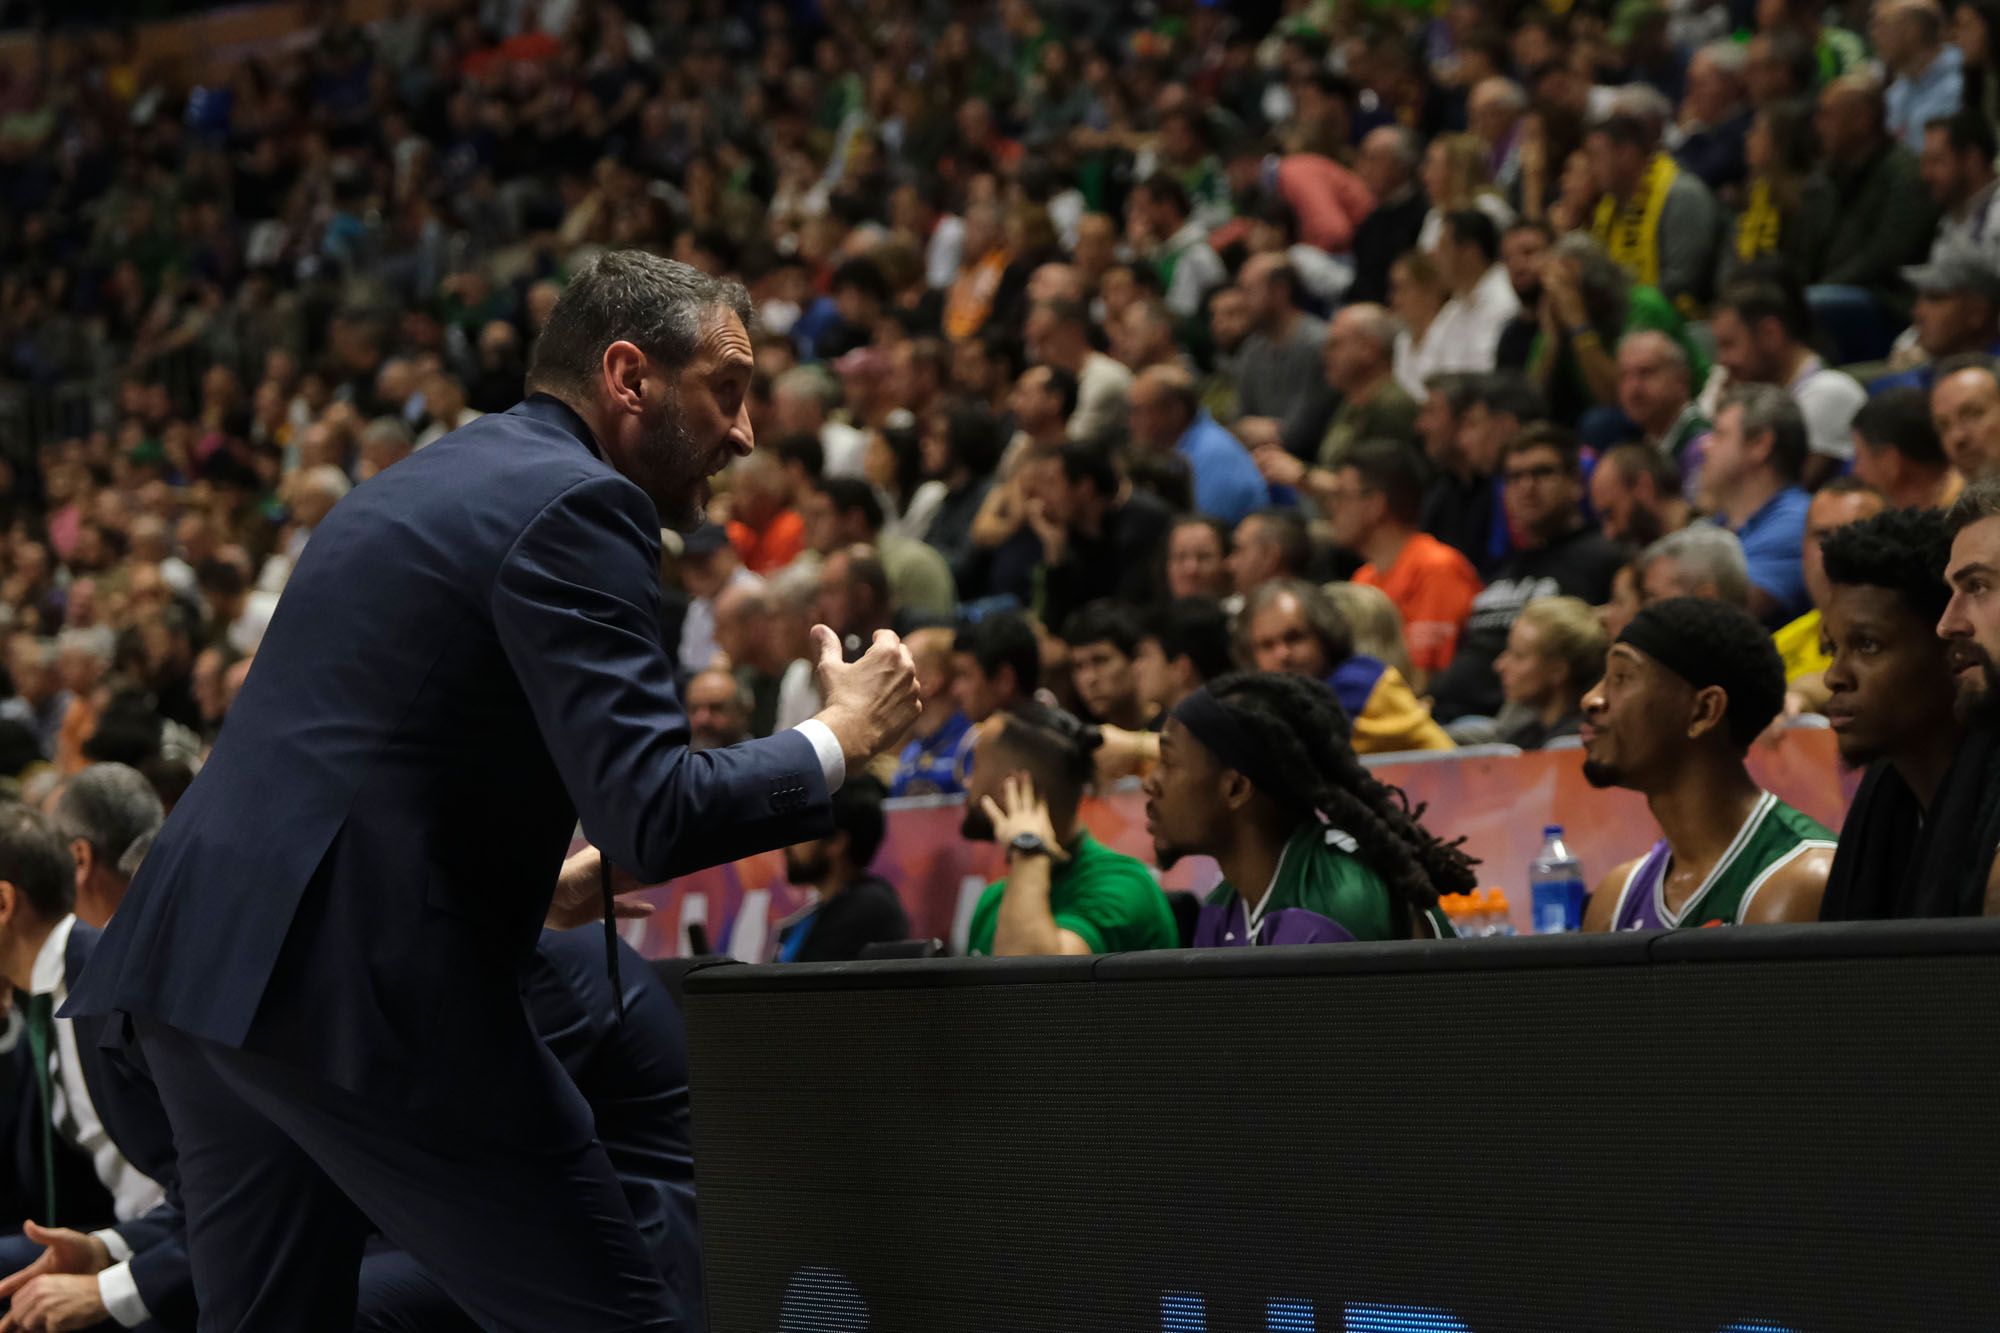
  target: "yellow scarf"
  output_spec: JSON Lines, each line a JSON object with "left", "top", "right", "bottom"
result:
{"left": 1591, "top": 152, "right": 1678, "bottom": 291}
{"left": 1736, "top": 178, "right": 1782, "bottom": 263}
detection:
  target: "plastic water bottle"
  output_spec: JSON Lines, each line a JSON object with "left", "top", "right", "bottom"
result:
{"left": 1529, "top": 826, "right": 1587, "bottom": 934}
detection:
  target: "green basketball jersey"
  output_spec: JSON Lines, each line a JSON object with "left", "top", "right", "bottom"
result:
{"left": 1610, "top": 792, "right": 1836, "bottom": 930}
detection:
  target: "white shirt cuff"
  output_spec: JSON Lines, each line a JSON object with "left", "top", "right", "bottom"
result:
{"left": 92, "top": 1229, "right": 132, "bottom": 1264}
{"left": 792, "top": 718, "right": 846, "bottom": 793}
{"left": 97, "top": 1259, "right": 150, "bottom": 1328}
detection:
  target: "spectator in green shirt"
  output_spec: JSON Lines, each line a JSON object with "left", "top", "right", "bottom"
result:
{"left": 961, "top": 703, "right": 1177, "bottom": 956}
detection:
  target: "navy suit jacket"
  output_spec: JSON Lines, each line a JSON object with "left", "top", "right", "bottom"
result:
{"left": 66, "top": 396, "right": 833, "bottom": 1146}
{"left": 526, "top": 929, "right": 700, "bottom": 1316}
{"left": 0, "top": 923, "right": 191, "bottom": 1326}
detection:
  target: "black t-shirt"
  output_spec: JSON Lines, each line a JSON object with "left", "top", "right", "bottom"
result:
{"left": 1429, "top": 524, "right": 1627, "bottom": 723}
{"left": 1420, "top": 470, "right": 1503, "bottom": 580}
{"left": 779, "top": 876, "right": 911, "bottom": 963}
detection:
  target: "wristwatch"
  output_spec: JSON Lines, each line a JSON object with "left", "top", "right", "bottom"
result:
{"left": 1007, "top": 831, "right": 1053, "bottom": 861}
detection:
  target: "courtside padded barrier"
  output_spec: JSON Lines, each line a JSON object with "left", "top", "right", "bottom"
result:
{"left": 685, "top": 920, "right": 2000, "bottom": 1332}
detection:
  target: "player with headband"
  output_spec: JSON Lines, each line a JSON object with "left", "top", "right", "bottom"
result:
{"left": 1580, "top": 596, "right": 1834, "bottom": 930}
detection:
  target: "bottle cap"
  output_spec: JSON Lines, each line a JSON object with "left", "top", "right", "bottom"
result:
{"left": 1487, "top": 888, "right": 1510, "bottom": 911}
{"left": 1543, "top": 825, "right": 1563, "bottom": 838}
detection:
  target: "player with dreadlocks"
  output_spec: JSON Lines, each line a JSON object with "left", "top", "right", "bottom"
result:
{"left": 1581, "top": 597, "right": 1834, "bottom": 930}
{"left": 1142, "top": 672, "right": 1474, "bottom": 944}
{"left": 1821, "top": 508, "right": 2000, "bottom": 919}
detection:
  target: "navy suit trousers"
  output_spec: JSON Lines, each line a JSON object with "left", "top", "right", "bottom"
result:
{"left": 137, "top": 1020, "right": 679, "bottom": 1333}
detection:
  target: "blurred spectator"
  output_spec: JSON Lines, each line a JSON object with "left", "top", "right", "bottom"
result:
{"left": 1493, "top": 596, "right": 1610, "bottom": 749}
{"left": 1430, "top": 425, "right": 1627, "bottom": 723}
{"left": 1616, "top": 331, "right": 1710, "bottom": 488}
{"left": 951, "top": 612, "right": 1041, "bottom": 727}
{"left": 1710, "top": 276, "right": 1867, "bottom": 481}
{"left": 1724, "top": 98, "right": 1831, "bottom": 288}
{"left": 1877, "top": 0, "right": 1965, "bottom": 153}
{"left": 1700, "top": 384, "right": 1816, "bottom": 625}
{"left": 1388, "top": 251, "right": 1455, "bottom": 400}
{"left": 1164, "top": 515, "right": 1234, "bottom": 603}
{"left": 1127, "top": 177, "right": 1226, "bottom": 321}
{"left": 1339, "top": 440, "right": 1483, "bottom": 688}
{"left": 1638, "top": 525, "right": 1754, "bottom": 608}
{"left": 677, "top": 524, "right": 761, "bottom": 679}
{"left": 1240, "top": 579, "right": 1452, "bottom": 755}
{"left": 804, "top": 478, "right": 956, "bottom": 622}
{"left": 1873, "top": 238, "right": 2000, "bottom": 392}
{"left": 813, "top": 546, "right": 897, "bottom": 656}
{"left": 1128, "top": 365, "right": 1269, "bottom": 526}
{"left": 1135, "top": 599, "right": 1235, "bottom": 718}
{"left": 1061, "top": 601, "right": 1150, "bottom": 731}
{"left": 1851, "top": 385, "right": 1963, "bottom": 508}
{"left": 772, "top": 366, "right": 867, "bottom": 480}
{"left": 1265, "top": 304, "right": 1415, "bottom": 480}
{"left": 1426, "top": 371, "right": 1542, "bottom": 578}
{"left": 1226, "top": 508, "right": 1311, "bottom": 600}
{"left": 1232, "top": 254, "right": 1329, "bottom": 440}
{"left": 724, "top": 452, "right": 806, "bottom": 575}
{"left": 917, "top": 407, "right": 1005, "bottom": 577}
{"left": 52, "top": 760, "right": 164, "bottom": 928}
{"left": 972, "top": 443, "right": 1169, "bottom": 634}
{"left": 1591, "top": 443, "right": 1692, "bottom": 547}
{"left": 1932, "top": 352, "right": 2000, "bottom": 481}
{"left": 1921, "top": 110, "right": 2000, "bottom": 256}
{"left": 1324, "top": 582, "right": 1419, "bottom": 690}
{"left": 776, "top": 776, "right": 909, "bottom": 963}
{"left": 686, "top": 668, "right": 752, "bottom": 752}
{"left": 1585, "top": 112, "right": 1721, "bottom": 318}
{"left": 1673, "top": 41, "right": 1754, "bottom": 194}
{"left": 1426, "top": 210, "right": 1521, "bottom": 377}
{"left": 960, "top": 704, "right": 1175, "bottom": 957}
{"left": 889, "top": 627, "right": 973, "bottom": 798}
{"left": 1800, "top": 76, "right": 1939, "bottom": 361}
{"left": 1348, "top": 127, "right": 1430, "bottom": 307}
{"left": 1023, "top": 298, "right": 1131, "bottom": 443}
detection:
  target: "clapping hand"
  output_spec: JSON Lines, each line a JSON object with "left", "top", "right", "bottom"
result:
{"left": 812, "top": 626, "right": 922, "bottom": 770}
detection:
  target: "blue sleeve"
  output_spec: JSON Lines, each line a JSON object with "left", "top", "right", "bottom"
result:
{"left": 1738, "top": 516, "right": 1809, "bottom": 612}
{"left": 1195, "top": 448, "right": 1270, "bottom": 527}
{"left": 490, "top": 475, "right": 833, "bottom": 881}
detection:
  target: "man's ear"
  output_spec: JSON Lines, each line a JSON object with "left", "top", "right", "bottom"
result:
{"left": 600, "top": 340, "right": 649, "bottom": 416}
{"left": 1687, "top": 684, "right": 1731, "bottom": 742}
{"left": 1219, "top": 769, "right": 1257, "bottom": 815}
{"left": 69, "top": 838, "right": 92, "bottom": 884}
{"left": 0, "top": 879, "right": 18, "bottom": 931}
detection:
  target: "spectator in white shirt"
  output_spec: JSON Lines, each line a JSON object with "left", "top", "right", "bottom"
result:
{"left": 771, "top": 365, "right": 868, "bottom": 479}
{"left": 1708, "top": 273, "right": 1867, "bottom": 487}
{"left": 1425, "top": 210, "right": 1522, "bottom": 376}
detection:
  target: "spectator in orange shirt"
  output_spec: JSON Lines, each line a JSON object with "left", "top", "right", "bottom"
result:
{"left": 725, "top": 451, "right": 806, "bottom": 575}
{"left": 1332, "top": 440, "right": 1484, "bottom": 690}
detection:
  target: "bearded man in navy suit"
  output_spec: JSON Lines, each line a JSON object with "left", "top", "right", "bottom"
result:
{"left": 64, "top": 252, "right": 920, "bottom": 1331}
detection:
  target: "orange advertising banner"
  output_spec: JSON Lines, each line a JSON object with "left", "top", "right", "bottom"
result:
{"left": 614, "top": 727, "right": 1853, "bottom": 958}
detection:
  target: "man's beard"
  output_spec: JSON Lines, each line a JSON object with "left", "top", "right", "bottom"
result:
{"left": 960, "top": 805, "right": 995, "bottom": 842}
{"left": 784, "top": 849, "right": 830, "bottom": 885}
{"left": 1953, "top": 643, "right": 2000, "bottom": 727}
{"left": 1580, "top": 758, "right": 1621, "bottom": 789}
{"left": 631, "top": 385, "right": 711, "bottom": 533}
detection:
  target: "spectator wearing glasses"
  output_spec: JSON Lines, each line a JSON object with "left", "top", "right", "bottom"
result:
{"left": 1430, "top": 425, "right": 1627, "bottom": 723}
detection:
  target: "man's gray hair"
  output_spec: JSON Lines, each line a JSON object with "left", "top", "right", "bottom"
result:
{"left": 1640, "top": 525, "right": 1752, "bottom": 609}
{"left": 1341, "top": 303, "right": 1401, "bottom": 359}
{"left": 526, "top": 250, "right": 753, "bottom": 398}
{"left": 772, "top": 365, "right": 843, "bottom": 413}
{"left": 54, "top": 763, "right": 164, "bottom": 873}
{"left": 1720, "top": 382, "right": 1810, "bottom": 481}
{"left": 1947, "top": 474, "right": 2000, "bottom": 534}
{"left": 1618, "top": 328, "right": 1691, "bottom": 375}
{"left": 116, "top": 827, "right": 156, "bottom": 880}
